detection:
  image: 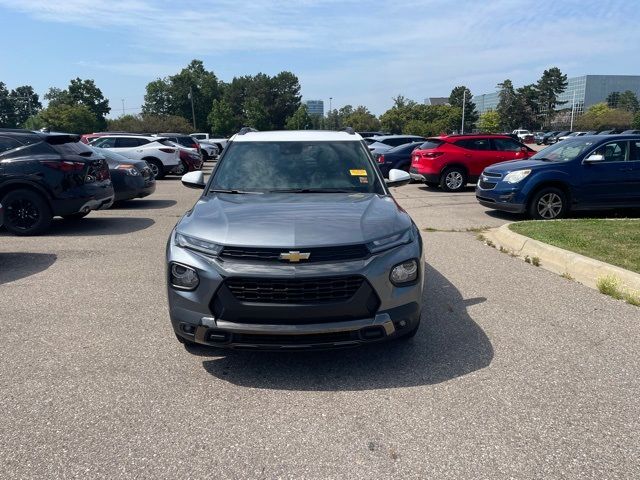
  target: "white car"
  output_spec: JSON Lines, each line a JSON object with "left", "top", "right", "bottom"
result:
{"left": 190, "top": 133, "right": 228, "bottom": 155}
{"left": 90, "top": 135, "right": 180, "bottom": 179}
{"left": 512, "top": 129, "right": 532, "bottom": 141}
{"left": 558, "top": 131, "right": 588, "bottom": 141}
{"left": 366, "top": 135, "right": 426, "bottom": 155}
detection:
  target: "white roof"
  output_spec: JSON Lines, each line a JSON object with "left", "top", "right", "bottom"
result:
{"left": 231, "top": 130, "right": 363, "bottom": 142}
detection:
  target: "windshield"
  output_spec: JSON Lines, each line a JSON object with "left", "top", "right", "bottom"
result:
{"left": 530, "top": 138, "right": 598, "bottom": 162}
{"left": 210, "top": 141, "right": 384, "bottom": 194}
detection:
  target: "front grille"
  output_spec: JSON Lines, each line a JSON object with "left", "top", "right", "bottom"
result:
{"left": 482, "top": 171, "right": 502, "bottom": 178}
{"left": 478, "top": 180, "right": 497, "bottom": 190}
{"left": 220, "top": 244, "right": 369, "bottom": 263}
{"left": 225, "top": 275, "right": 364, "bottom": 303}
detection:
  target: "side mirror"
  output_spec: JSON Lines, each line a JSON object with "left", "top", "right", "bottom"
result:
{"left": 181, "top": 170, "right": 205, "bottom": 189}
{"left": 386, "top": 169, "right": 411, "bottom": 187}
{"left": 584, "top": 153, "right": 604, "bottom": 163}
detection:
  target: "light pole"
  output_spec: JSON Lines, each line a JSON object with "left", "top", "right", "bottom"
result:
{"left": 121, "top": 98, "right": 125, "bottom": 116}
{"left": 189, "top": 87, "right": 196, "bottom": 130}
{"left": 461, "top": 89, "right": 466, "bottom": 134}
{"left": 329, "top": 97, "right": 332, "bottom": 113}
{"left": 569, "top": 89, "right": 576, "bottom": 131}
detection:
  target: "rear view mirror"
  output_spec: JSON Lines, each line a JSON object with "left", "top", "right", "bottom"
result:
{"left": 181, "top": 171, "right": 205, "bottom": 189}
{"left": 584, "top": 153, "right": 604, "bottom": 163}
{"left": 386, "top": 169, "right": 411, "bottom": 187}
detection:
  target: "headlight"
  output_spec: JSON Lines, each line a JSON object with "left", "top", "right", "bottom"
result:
{"left": 116, "top": 165, "right": 140, "bottom": 176}
{"left": 390, "top": 259, "right": 418, "bottom": 286}
{"left": 368, "top": 229, "right": 413, "bottom": 253}
{"left": 169, "top": 262, "right": 199, "bottom": 290}
{"left": 503, "top": 169, "right": 531, "bottom": 184}
{"left": 175, "top": 232, "right": 223, "bottom": 256}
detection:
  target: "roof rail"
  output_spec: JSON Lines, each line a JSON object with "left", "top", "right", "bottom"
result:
{"left": 238, "top": 127, "right": 258, "bottom": 135}
{"left": 341, "top": 127, "right": 355, "bottom": 135}
{"left": 0, "top": 128, "right": 35, "bottom": 133}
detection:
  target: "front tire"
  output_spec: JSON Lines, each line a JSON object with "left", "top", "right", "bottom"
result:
{"left": 529, "top": 187, "right": 568, "bottom": 220}
{"left": 440, "top": 167, "right": 467, "bottom": 192}
{"left": 173, "top": 160, "right": 188, "bottom": 176}
{"left": 2, "top": 189, "right": 53, "bottom": 236}
{"left": 147, "top": 159, "right": 165, "bottom": 179}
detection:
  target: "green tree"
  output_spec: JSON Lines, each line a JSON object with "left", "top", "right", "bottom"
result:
{"left": 44, "top": 78, "right": 110, "bottom": 130}
{"left": 513, "top": 84, "right": 539, "bottom": 130}
{"left": 536, "top": 67, "right": 568, "bottom": 127}
{"left": 9, "top": 85, "right": 42, "bottom": 127}
{"left": 34, "top": 103, "right": 99, "bottom": 133}
{"left": 142, "top": 60, "right": 221, "bottom": 131}
{"left": 106, "top": 114, "right": 192, "bottom": 133}
{"left": 632, "top": 111, "right": 640, "bottom": 129}
{"left": 285, "top": 105, "right": 311, "bottom": 130}
{"left": 379, "top": 95, "right": 417, "bottom": 133}
{"left": 617, "top": 90, "right": 639, "bottom": 113}
{"left": 606, "top": 91, "right": 620, "bottom": 109}
{"left": 344, "top": 105, "right": 380, "bottom": 131}
{"left": 449, "top": 86, "right": 478, "bottom": 130}
{"left": 269, "top": 71, "right": 302, "bottom": 129}
{"left": 496, "top": 79, "right": 517, "bottom": 129}
{"left": 142, "top": 79, "right": 172, "bottom": 116}
{"left": 0, "top": 82, "right": 14, "bottom": 127}
{"left": 575, "top": 103, "right": 633, "bottom": 130}
{"left": 243, "top": 97, "right": 270, "bottom": 130}
{"left": 208, "top": 99, "right": 236, "bottom": 136}
{"left": 477, "top": 110, "right": 502, "bottom": 133}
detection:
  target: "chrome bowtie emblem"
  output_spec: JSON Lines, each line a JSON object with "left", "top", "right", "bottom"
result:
{"left": 279, "top": 251, "right": 311, "bottom": 262}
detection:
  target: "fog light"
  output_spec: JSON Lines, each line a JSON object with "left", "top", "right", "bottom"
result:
{"left": 390, "top": 259, "right": 418, "bottom": 286}
{"left": 170, "top": 262, "right": 199, "bottom": 290}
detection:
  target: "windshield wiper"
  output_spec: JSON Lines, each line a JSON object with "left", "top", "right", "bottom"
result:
{"left": 268, "top": 188, "right": 355, "bottom": 193}
{"left": 209, "top": 189, "right": 262, "bottom": 194}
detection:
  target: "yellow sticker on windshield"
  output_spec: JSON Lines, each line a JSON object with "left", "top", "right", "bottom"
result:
{"left": 350, "top": 169, "right": 367, "bottom": 176}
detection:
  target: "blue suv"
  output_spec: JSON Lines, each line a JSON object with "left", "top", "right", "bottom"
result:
{"left": 476, "top": 135, "right": 640, "bottom": 219}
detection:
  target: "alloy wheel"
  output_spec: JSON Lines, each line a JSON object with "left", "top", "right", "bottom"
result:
{"left": 445, "top": 171, "right": 464, "bottom": 190}
{"left": 149, "top": 162, "right": 160, "bottom": 178}
{"left": 537, "top": 193, "right": 563, "bottom": 219}
{"left": 6, "top": 198, "right": 40, "bottom": 230}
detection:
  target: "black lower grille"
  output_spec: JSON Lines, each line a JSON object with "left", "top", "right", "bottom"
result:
{"left": 478, "top": 180, "right": 497, "bottom": 190}
{"left": 232, "top": 331, "right": 358, "bottom": 346}
{"left": 220, "top": 244, "right": 369, "bottom": 263}
{"left": 225, "top": 276, "right": 364, "bottom": 303}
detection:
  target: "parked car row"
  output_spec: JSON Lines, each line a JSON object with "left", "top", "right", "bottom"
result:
{"left": 536, "top": 129, "right": 640, "bottom": 145}
{"left": 0, "top": 129, "right": 157, "bottom": 235}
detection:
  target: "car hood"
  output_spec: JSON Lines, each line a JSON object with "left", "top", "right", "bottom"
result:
{"left": 176, "top": 193, "right": 412, "bottom": 247}
{"left": 484, "top": 158, "right": 561, "bottom": 174}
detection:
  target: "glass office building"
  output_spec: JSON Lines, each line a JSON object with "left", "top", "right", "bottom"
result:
{"left": 305, "top": 100, "right": 324, "bottom": 116}
{"left": 475, "top": 75, "right": 640, "bottom": 115}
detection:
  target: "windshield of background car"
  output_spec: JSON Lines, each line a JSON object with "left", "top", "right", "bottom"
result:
{"left": 210, "top": 141, "right": 384, "bottom": 194}
{"left": 530, "top": 138, "right": 597, "bottom": 162}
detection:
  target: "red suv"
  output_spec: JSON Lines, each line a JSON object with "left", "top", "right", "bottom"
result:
{"left": 410, "top": 134, "right": 535, "bottom": 191}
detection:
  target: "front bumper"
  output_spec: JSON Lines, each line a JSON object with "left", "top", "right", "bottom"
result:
{"left": 475, "top": 184, "right": 527, "bottom": 213}
{"left": 167, "top": 234, "right": 424, "bottom": 350}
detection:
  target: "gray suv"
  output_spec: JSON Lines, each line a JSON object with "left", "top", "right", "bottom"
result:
{"left": 166, "top": 130, "right": 424, "bottom": 350}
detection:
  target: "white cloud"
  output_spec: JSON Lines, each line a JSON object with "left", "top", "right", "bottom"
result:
{"left": 1, "top": 0, "right": 638, "bottom": 114}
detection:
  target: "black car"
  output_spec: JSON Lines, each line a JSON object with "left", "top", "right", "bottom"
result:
{"left": 375, "top": 141, "right": 424, "bottom": 177}
{"left": 547, "top": 131, "right": 570, "bottom": 144}
{"left": 541, "top": 131, "right": 560, "bottom": 145}
{"left": 597, "top": 129, "right": 624, "bottom": 135}
{"left": 90, "top": 147, "right": 155, "bottom": 202}
{"left": 0, "top": 129, "right": 114, "bottom": 235}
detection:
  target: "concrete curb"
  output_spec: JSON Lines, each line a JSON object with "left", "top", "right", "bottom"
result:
{"left": 484, "top": 223, "right": 640, "bottom": 294}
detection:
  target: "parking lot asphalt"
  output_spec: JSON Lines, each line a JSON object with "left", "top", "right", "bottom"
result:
{"left": 1, "top": 163, "right": 639, "bottom": 479}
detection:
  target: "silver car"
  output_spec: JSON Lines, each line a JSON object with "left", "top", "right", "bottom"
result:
{"left": 166, "top": 129, "right": 424, "bottom": 350}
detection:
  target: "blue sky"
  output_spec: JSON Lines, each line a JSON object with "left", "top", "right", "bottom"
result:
{"left": 1, "top": 0, "right": 638, "bottom": 117}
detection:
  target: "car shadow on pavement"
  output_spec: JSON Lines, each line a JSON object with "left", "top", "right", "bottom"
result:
{"left": 0, "top": 252, "right": 57, "bottom": 285}
{"left": 419, "top": 185, "right": 477, "bottom": 194}
{"left": 45, "top": 217, "right": 155, "bottom": 236}
{"left": 198, "top": 263, "right": 493, "bottom": 391}
{"left": 112, "top": 199, "right": 177, "bottom": 210}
